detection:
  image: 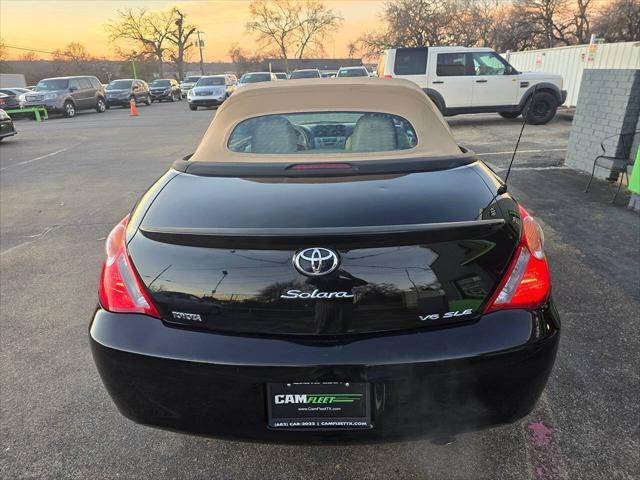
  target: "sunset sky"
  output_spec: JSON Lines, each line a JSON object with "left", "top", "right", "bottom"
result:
{"left": 0, "top": 0, "right": 386, "bottom": 61}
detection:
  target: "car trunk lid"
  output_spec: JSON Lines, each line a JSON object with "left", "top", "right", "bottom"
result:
{"left": 128, "top": 164, "right": 518, "bottom": 335}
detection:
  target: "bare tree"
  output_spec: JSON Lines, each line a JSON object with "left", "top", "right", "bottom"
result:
{"left": 246, "top": 0, "right": 301, "bottom": 72}
{"left": 228, "top": 43, "right": 264, "bottom": 75}
{"left": 462, "top": 0, "right": 510, "bottom": 48}
{"left": 52, "top": 42, "right": 93, "bottom": 63}
{"left": 18, "top": 51, "right": 39, "bottom": 62}
{"left": 0, "top": 38, "right": 8, "bottom": 62}
{"left": 512, "top": 0, "right": 574, "bottom": 48}
{"left": 293, "top": 0, "right": 343, "bottom": 58}
{"left": 167, "top": 8, "right": 197, "bottom": 80}
{"left": 571, "top": 0, "right": 594, "bottom": 44}
{"left": 592, "top": 0, "right": 640, "bottom": 42}
{"left": 106, "top": 8, "right": 177, "bottom": 77}
{"left": 356, "top": 0, "right": 486, "bottom": 58}
{"left": 347, "top": 41, "right": 359, "bottom": 58}
{"left": 48, "top": 42, "right": 99, "bottom": 77}
{"left": 246, "top": 0, "right": 342, "bottom": 71}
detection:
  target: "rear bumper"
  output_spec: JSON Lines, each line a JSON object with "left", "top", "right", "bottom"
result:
{"left": 106, "top": 98, "right": 130, "bottom": 106}
{"left": 90, "top": 304, "right": 560, "bottom": 443}
{"left": 150, "top": 91, "right": 172, "bottom": 100}
{"left": 0, "top": 120, "right": 17, "bottom": 138}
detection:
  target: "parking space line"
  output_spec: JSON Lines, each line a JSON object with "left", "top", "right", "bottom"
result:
{"left": 476, "top": 148, "right": 567, "bottom": 156}
{"left": 0, "top": 147, "right": 73, "bottom": 172}
{"left": 492, "top": 165, "right": 570, "bottom": 173}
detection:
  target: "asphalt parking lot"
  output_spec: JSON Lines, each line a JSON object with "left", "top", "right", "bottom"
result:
{"left": 1, "top": 102, "right": 638, "bottom": 480}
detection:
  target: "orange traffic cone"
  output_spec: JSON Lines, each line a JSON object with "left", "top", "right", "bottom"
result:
{"left": 129, "top": 98, "right": 139, "bottom": 117}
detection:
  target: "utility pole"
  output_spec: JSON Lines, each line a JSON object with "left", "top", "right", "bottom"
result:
{"left": 196, "top": 30, "right": 205, "bottom": 75}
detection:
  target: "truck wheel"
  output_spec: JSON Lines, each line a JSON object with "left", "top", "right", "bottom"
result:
{"left": 526, "top": 92, "right": 558, "bottom": 125}
{"left": 63, "top": 101, "right": 76, "bottom": 118}
{"left": 96, "top": 97, "right": 107, "bottom": 113}
{"left": 499, "top": 111, "right": 520, "bottom": 119}
{"left": 189, "top": 104, "right": 198, "bottom": 111}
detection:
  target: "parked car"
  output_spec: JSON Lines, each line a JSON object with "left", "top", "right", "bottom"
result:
{"left": 289, "top": 69, "right": 321, "bottom": 79}
{"left": 0, "top": 109, "right": 17, "bottom": 141}
{"left": 336, "top": 66, "right": 369, "bottom": 78}
{"left": 237, "top": 72, "right": 276, "bottom": 88}
{"left": 274, "top": 72, "right": 288, "bottom": 80}
{"left": 90, "top": 78, "right": 559, "bottom": 443}
{"left": 106, "top": 79, "right": 151, "bottom": 107}
{"left": 377, "top": 46, "right": 567, "bottom": 124}
{"left": 179, "top": 76, "right": 202, "bottom": 98}
{"left": 149, "top": 79, "right": 181, "bottom": 102}
{"left": 320, "top": 70, "right": 337, "bottom": 78}
{"left": 187, "top": 74, "right": 236, "bottom": 110}
{"left": 0, "top": 92, "right": 20, "bottom": 110}
{"left": 20, "top": 76, "right": 107, "bottom": 118}
{"left": 0, "top": 87, "right": 32, "bottom": 109}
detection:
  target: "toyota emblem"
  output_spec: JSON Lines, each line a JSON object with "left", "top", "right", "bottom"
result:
{"left": 293, "top": 248, "right": 340, "bottom": 276}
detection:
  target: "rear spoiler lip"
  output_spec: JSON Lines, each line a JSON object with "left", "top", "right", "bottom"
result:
{"left": 141, "top": 219, "right": 504, "bottom": 237}
{"left": 138, "top": 219, "right": 506, "bottom": 249}
{"left": 171, "top": 152, "right": 477, "bottom": 178}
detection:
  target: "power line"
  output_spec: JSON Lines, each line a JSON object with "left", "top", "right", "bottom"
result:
{"left": 3, "top": 44, "right": 62, "bottom": 56}
{"left": 2, "top": 43, "right": 78, "bottom": 57}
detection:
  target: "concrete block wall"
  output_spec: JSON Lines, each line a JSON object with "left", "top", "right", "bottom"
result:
{"left": 565, "top": 69, "right": 640, "bottom": 178}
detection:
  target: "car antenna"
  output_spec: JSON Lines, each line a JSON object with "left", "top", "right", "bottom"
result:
{"left": 497, "top": 85, "right": 538, "bottom": 195}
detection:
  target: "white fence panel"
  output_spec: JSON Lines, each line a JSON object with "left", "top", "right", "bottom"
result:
{"left": 0, "top": 73, "right": 27, "bottom": 88}
{"left": 503, "top": 42, "right": 640, "bottom": 107}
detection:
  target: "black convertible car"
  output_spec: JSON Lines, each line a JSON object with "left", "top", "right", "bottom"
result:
{"left": 90, "top": 78, "right": 559, "bottom": 443}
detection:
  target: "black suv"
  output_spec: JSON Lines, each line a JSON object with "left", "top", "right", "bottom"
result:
{"left": 149, "top": 79, "right": 181, "bottom": 102}
{"left": 20, "top": 76, "right": 107, "bottom": 118}
{"left": 105, "top": 79, "right": 151, "bottom": 107}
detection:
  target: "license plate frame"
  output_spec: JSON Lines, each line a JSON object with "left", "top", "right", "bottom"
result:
{"left": 266, "top": 382, "right": 371, "bottom": 430}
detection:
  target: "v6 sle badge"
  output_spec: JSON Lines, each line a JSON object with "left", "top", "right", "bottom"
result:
{"left": 419, "top": 309, "right": 474, "bottom": 321}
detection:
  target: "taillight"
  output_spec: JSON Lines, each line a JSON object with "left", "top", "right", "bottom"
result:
{"left": 98, "top": 215, "right": 160, "bottom": 318}
{"left": 484, "top": 205, "right": 550, "bottom": 313}
{"left": 383, "top": 75, "right": 393, "bottom": 79}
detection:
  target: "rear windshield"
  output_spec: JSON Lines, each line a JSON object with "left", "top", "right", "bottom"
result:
{"left": 240, "top": 73, "right": 271, "bottom": 83}
{"left": 35, "top": 79, "right": 69, "bottom": 91}
{"left": 228, "top": 111, "right": 417, "bottom": 154}
{"left": 107, "top": 80, "right": 133, "bottom": 90}
{"left": 197, "top": 77, "right": 225, "bottom": 86}
{"left": 289, "top": 70, "right": 320, "bottom": 79}
{"left": 184, "top": 76, "right": 201, "bottom": 82}
{"left": 151, "top": 80, "right": 170, "bottom": 87}
{"left": 337, "top": 68, "right": 368, "bottom": 77}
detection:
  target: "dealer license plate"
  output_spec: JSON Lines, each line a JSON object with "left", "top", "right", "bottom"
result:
{"left": 267, "top": 382, "right": 371, "bottom": 430}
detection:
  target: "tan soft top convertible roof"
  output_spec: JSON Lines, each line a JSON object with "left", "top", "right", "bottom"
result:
{"left": 190, "top": 78, "right": 462, "bottom": 163}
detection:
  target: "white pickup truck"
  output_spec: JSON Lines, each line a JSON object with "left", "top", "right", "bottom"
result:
{"left": 377, "top": 46, "right": 566, "bottom": 124}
